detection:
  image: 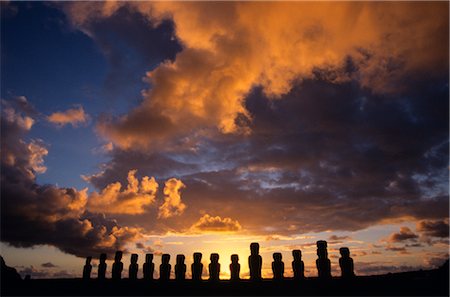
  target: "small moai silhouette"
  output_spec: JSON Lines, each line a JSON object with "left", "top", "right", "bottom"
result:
{"left": 112, "top": 251, "right": 124, "bottom": 280}
{"left": 209, "top": 253, "right": 220, "bottom": 281}
{"left": 83, "top": 256, "right": 92, "bottom": 280}
{"left": 339, "top": 247, "right": 355, "bottom": 278}
{"left": 292, "top": 250, "right": 305, "bottom": 280}
{"left": 160, "top": 254, "right": 171, "bottom": 281}
{"left": 98, "top": 253, "right": 107, "bottom": 280}
{"left": 249, "top": 242, "right": 262, "bottom": 281}
{"left": 230, "top": 254, "right": 240, "bottom": 281}
{"left": 143, "top": 254, "right": 154, "bottom": 280}
{"left": 129, "top": 254, "right": 138, "bottom": 280}
{"left": 191, "top": 252, "right": 203, "bottom": 281}
{"left": 272, "top": 253, "right": 284, "bottom": 280}
{"left": 175, "top": 254, "right": 186, "bottom": 281}
{"left": 316, "top": 241, "right": 331, "bottom": 279}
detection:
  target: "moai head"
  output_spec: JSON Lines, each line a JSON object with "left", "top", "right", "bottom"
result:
{"left": 115, "top": 251, "right": 123, "bottom": 262}
{"left": 250, "top": 242, "right": 260, "bottom": 255}
{"left": 292, "top": 250, "right": 302, "bottom": 261}
{"left": 193, "top": 252, "right": 202, "bottom": 263}
{"left": 162, "top": 254, "right": 170, "bottom": 265}
{"left": 210, "top": 253, "right": 219, "bottom": 263}
{"left": 99, "top": 253, "right": 107, "bottom": 263}
{"left": 86, "top": 256, "right": 92, "bottom": 265}
{"left": 146, "top": 254, "right": 153, "bottom": 263}
{"left": 131, "top": 254, "right": 138, "bottom": 264}
{"left": 339, "top": 247, "right": 350, "bottom": 258}
{"left": 273, "top": 253, "right": 282, "bottom": 262}
{"left": 316, "top": 241, "right": 328, "bottom": 258}
{"left": 177, "top": 254, "right": 185, "bottom": 265}
{"left": 231, "top": 254, "right": 239, "bottom": 263}
{"left": 316, "top": 240, "right": 327, "bottom": 249}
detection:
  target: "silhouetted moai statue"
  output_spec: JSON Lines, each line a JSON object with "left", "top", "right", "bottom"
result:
{"left": 112, "top": 251, "right": 124, "bottom": 280}
{"left": 98, "top": 253, "right": 107, "bottom": 280}
{"left": 129, "top": 254, "right": 138, "bottom": 280}
{"left": 191, "top": 252, "right": 203, "bottom": 281}
{"left": 292, "top": 250, "right": 305, "bottom": 280}
{"left": 249, "top": 242, "right": 262, "bottom": 281}
{"left": 209, "top": 253, "right": 220, "bottom": 281}
{"left": 160, "top": 254, "right": 171, "bottom": 281}
{"left": 83, "top": 256, "right": 92, "bottom": 280}
{"left": 175, "top": 254, "right": 186, "bottom": 281}
{"left": 272, "top": 253, "right": 284, "bottom": 280}
{"left": 316, "top": 241, "right": 331, "bottom": 279}
{"left": 143, "top": 254, "right": 154, "bottom": 280}
{"left": 339, "top": 247, "right": 355, "bottom": 278}
{"left": 230, "top": 254, "right": 240, "bottom": 281}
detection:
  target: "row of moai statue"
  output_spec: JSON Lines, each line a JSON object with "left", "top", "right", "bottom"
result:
{"left": 83, "top": 241, "right": 354, "bottom": 280}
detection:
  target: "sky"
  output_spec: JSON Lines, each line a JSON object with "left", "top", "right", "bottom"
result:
{"left": 0, "top": 1, "right": 449, "bottom": 279}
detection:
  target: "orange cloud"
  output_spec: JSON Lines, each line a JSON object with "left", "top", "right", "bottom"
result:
{"left": 63, "top": 2, "right": 448, "bottom": 149}
{"left": 191, "top": 214, "right": 242, "bottom": 233}
{"left": 87, "top": 169, "right": 158, "bottom": 215}
{"left": 47, "top": 106, "right": 88, "bottom": 127}
{"left": 158, "top": 178, "right": 186, "bottom": 219}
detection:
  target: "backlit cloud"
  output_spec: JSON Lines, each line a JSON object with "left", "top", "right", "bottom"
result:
{"left": 416, "top": 220, "right": 449, "bottom": 238}
{"left": 191, "top": 214, "right": 242, "bottom": 233}
{"left": 158, "top": 178, "right": 186, "bottom": 219}
{"left": 87, "top": 169, "right": 158, "bottom": 215}
{"left": 47, "top": 106, "right": 88, "bottom": 127}
{"left": 63, "top": 2, "right": 448, "bottom": 149}
{"left": 387, "top": 227, "right": 419, "bottom": 243}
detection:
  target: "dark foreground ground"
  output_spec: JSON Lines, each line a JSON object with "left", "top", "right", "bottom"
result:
{"left": 2, "top": 266, "right": 449, "bottom": 297}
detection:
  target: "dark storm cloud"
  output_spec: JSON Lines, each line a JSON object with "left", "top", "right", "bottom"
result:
{"left": 1, "top": 102, "right": 141, "bottom": 258}
{"left": 387, "top": 227, "right": 418, "bottom": 243}
{"left": 416, "top": 220, "right": 449, "bottom": 238}
{"left": 86, "top": 74, "right": 448, "bottom": 236}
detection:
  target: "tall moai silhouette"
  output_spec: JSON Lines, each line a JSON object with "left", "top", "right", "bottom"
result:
{"left": 292, "top": 250, "right": 305, "bottom": 280}
{"left": 191, "top": 252, "right": 203, "bottom": 281}
{"left": 143, "top": 254, "right": 154, "bottom": 280}
{"left": 129, "top": 254, "right": 138, "bottom": 280}
{"left": 160, "top": 254, "right": 171, "bottom": 281}
{"left": 272, "top": 253, "right": 284, "bottom": 280}
{"left": 98, "top": 253, "right": 107, "bottom": 280}
{"left": 316, "top": 241, "right": 331, "bottom": 279}
{"left": 209, "top": 253, "right": 220, "bottom": 281}
{"left": 112, "top": 251, "right": 124, "bottom": 280}
{"left": 339, "top": 247, "right": 355, "bottom": 278}
{"left": 175, "top": 254, "right": 186, "bottom": 281}
{"left": 249, "top": 242, "right": 262, "bottom": 281}
{"left": 230, "top": 254, "right": 240, "bottom": 281}
{"left": 82, "top": 256, "right": 92, "bottom": 280}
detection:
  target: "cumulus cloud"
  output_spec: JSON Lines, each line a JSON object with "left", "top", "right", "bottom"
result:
{"left": 387, "top": 227, "right": 419, "bottom": 243}
{"left": 1, "top": 103, "right": 142, "bottom": 257}
{"left": 47, "top": 106, "right": 88, "bottom": 127}
{"left": 87, "top": 170, "right": 158, "bottom": 215}
{"left": 61, "top": 2, "right": 448, "bottom": 149}
{"left": 416, "top": 220, "right": 449, "bottom": 238}
{"left": 191, "top": 214, "right": 242, "bottom": 233}
{"left": 158, "top": 178, "right": 186, "bottom": 219}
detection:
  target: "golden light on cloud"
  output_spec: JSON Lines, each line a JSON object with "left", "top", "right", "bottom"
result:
{"left": 158, "top": 178, "right": 186, "bottom": 219}
{"left": 191, "top": 214, "right": 242, "bottom": 233}
{"left": 47, "top": 106, "right": 88, "bottom": 127}
{"left": 63, "top": 1, "right": 448, "bottom": 149}
{"left": 87, "top": 170, "right": 158, "bottom": 215}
